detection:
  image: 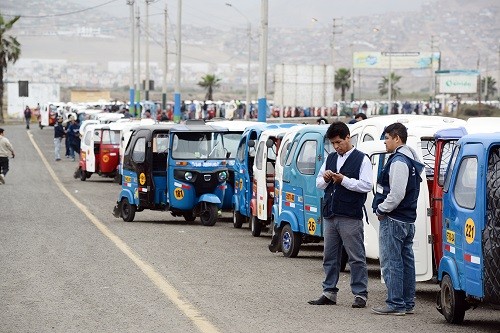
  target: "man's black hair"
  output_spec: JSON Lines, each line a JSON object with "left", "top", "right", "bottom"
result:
{"left": 326, "top": 121, "right": 350, "bottom": 140}
{"left": 384, "top": 122, "right": 408, "bottom": 143}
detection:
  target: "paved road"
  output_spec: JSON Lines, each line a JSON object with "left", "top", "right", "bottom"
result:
{"left": 1, "top": 124, "right": 498, "bottom": 333}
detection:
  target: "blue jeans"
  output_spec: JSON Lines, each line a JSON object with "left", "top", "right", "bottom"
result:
{"left": 322, "top": 216, "right": 368, "bottom": 300}
{"left": 379, "top": 216, "right": 416, "bottom": 311}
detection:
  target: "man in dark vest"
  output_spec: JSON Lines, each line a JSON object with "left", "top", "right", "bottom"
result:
{"left": 371, "top": 122, "right": 424, "bottom": 316}
{"left": 308, "top": 121, "right": 372, "bottom": 308}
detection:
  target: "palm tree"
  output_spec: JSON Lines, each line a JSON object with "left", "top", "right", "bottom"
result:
{"left": 334, "top": 68, "right": 351, "bottom": 101}
{"left": 481, "top": 76, "right": 497, "bottom": 101}
{"left": 378, "top": 72, "right": 402, "bottom": 100}
{"left": 197, "top": 74, "right": 221, "bottom": 101}
{"left": 0, "top": 14, "right": 21, "bottom": 123}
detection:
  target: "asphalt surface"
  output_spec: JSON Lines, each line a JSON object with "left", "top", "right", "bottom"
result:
{"left": 1, "top": 123, "right": 499, "bottom": 333}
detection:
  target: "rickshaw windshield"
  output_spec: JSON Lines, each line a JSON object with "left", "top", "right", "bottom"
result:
{"left": 172, "top": 131, "right": 226, "bottom": 159}
{"left": 101, "top": 129, "right": 121, "bottom": 144}
{"left": 221, "top": 133, "right": 241, "bottom": 159}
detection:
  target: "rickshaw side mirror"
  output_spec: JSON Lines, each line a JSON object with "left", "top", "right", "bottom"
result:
{"left": 248, "top": 140, "right": 255, "bottom": 148}
{"left": 265, "top": 138, "right": 274, "bottom": 148}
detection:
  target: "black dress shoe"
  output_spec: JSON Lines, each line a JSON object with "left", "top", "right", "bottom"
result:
{"left": 352, "top": 296, "right": 366, "bottom": 308}
{"left": 308, "top": 295, "right": 336, "bottom": 305}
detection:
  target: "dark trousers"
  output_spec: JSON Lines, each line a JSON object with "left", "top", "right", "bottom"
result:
{"left": 0, "top": 156, "right": 9, "bottom": 176}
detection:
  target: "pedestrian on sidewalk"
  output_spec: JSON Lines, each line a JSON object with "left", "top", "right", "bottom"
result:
{"left": 54, "top": 117, "right": 65, "bottom": 161}
{"left": 24, "top": 106, "right": 32, "bottom": 129}
{"left": 308, "top": 121, "right": 372, "bottom": 308}
{"left": 371, "top": 122, "right": 425, "bottom": 316}
{"left": 0, "top": 128, "right": 15, "bottom": 184}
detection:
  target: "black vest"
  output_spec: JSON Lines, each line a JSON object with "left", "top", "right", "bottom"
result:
{"left": 322, "top": 149, "right": 367, "bottom": 219}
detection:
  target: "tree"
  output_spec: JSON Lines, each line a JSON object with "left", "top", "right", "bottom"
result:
{"left": 334, "top": 68, "right": 351, "bottom": 101}
{"left": 378, "top": 72, "right": 402, "bottom": 100}
{"left": 197, "top": 74, "right": 221, "bottom": 101}
{"left": 481, "top": 76, "right": 497, "bottom": 101}
{"left": 0, "top": 14, "right": 21, "bottom": 124}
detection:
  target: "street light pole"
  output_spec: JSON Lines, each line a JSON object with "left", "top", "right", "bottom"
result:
{"left": 145, "top": 0, "right": 152, "bottom": 101}
{"left": 257, "top": 0, "right": 268, "bottom": 123}
{"left": 173, "top": 0, "right": 182, "bottom": 123}
{"left": 127, "top": 0, "right": 135, "bottom": 116}
{"left": 225, "top": 3, "right": 251, "bottom": 120}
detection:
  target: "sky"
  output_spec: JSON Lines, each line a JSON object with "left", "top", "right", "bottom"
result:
{"left": 68, "top": 0, "right": 427, "bottom": 29}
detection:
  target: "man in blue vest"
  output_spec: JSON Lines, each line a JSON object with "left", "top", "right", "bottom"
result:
{"left": 308, "top": 121, "right": 372, "bottom": 308}
{"left": 371, "top": 122, "right": 424, "bottom": 316}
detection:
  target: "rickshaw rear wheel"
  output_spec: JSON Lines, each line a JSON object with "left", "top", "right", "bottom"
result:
{"left": 80, "top": 168, "right": 87, "bottom": 181}
{"left": 250, "top": 215, "right": 262, "bottom": 237}
{"left": 440, "top": 274, "right": 466, "bottom": 324}
{"left": 121, "top": 198, "right": 136, "bottom": 222}
{"left": 233, "top": 210, "right": 245, "bottom": 228}
{"left": 200, "top": 203, "right": 217, "bottom": 226}
{"left": 183, "top": 212, "right": 196, "bottom": 222}
{"left": 281, "top": 224, "right": 301, "bottom": 258}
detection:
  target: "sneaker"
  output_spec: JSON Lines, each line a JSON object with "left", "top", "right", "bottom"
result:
{"left": 406, "top": 308, "right": 415, "bottom": 314}
{"left": 352, "top": 296, "right": 367, "bottom": 308}
{"left": 371, "top": 306, "right": 406, "bottom": 316}
{"left": 0, "top": 174, "right": 4, "bottom": 184}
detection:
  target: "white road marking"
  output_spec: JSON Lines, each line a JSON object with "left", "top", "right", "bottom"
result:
{"left": 28, "top": 132, "right": 221, "bottom": 333}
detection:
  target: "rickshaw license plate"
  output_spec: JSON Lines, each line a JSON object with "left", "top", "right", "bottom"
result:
{"left": 285, "top": 192, "right": 295, "bottom": 202}
{"left": 446, "top": 230, "right": 455, "bottom": 244}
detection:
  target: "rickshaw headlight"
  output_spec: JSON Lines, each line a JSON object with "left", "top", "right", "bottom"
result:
{"left": 184, "top": 172, "right": 193, "bottom": 181}
{"left": 218, "top": 171, "right": 227, "bottom": 182}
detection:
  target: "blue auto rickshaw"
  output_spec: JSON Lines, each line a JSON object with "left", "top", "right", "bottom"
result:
{"left": 113, "top": 121, "right": 229, "bottom": 226}
{"left": 232, "top": 123, "right": 296, "bottom": 228}
{"left": 437, "top": 133, "right": 500, "bottom": 323}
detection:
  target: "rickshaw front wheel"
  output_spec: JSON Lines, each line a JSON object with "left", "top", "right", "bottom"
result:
{"left": 200, "top": 203, "right": 217, "bottom": 226}
{"left": 440, "top": 274, "right": 467, "bottom": 324}
{"left": 233, "top": 210, "right": 245, "bottom": 228}
{"left": 121, "top": 198, "right": 136, "bottom": 222}
{"left": 250, "top": 215, "right": 262, "bottom": 237}
{"left": 281, "top": 224, "right": 301, "bottom": 258}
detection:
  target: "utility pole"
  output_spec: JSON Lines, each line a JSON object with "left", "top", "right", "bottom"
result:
{"left": 430, "top": 35, "right": 438, "bottom": 104}
{"left": 136, "top": 5, "right": 141, "bottom": 115}
{"left": 257, "top": 0, "right": 268, "bottom": 122}
{"left": 127, "top": 0, "right": 135, "bottom": 116}
{"left": 331, "top": 18, "right": 341, "bottom": 109}
{"left": 173, "top": 0, "right": 182, "bottom": 123}
{"left": 162, "top": 2, "right": 168, "bottom": 114}
{"left": 145, "top": 0, "right": 152, "bottom": 101}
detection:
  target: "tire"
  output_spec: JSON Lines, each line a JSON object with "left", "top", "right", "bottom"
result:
{"left": 340, "top": 246, "right": 348, "bottom": 272}
{"left": 250, "top": 215, "right": 262, "bottom": 237}
{"left": 200, "top": 203, "right": 217, "bottom": 226}
{"left": 281, "top": 224, "right": 302, "bottom": 258}
{"left": 233, "top": 210, "right": 245, "bottom": 228}
{"left": 121, "top": 198, "right": 136, "bottom": 222}
{"left": 80, "top": 168, "right": 87, "bottom": 181}
{"left": 183, "top": 212, "right": 196, "bottom": 222}
{"left": 440, "top": 274, "right": 467, "bottom": 324}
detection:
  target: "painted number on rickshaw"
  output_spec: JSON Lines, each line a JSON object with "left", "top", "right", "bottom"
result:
{"left": 102, "top": 155, "right": 109, "bottom": 163}
{"left": 174, "top": 188, "right": 184, "bottom": 200}
{"left": 446, "top": 230, "right": 455, "bottom": 245}
{"left": 465, "top": 218, "right": 475, "bottom": 244}
{"left": 139, "top": 173, "right": 146, "bottom": 185}
{"left": 307, "top": 218, "right": 316, "bottom": 235}
{"left": 285, "top": 192, "right": 295, "bottom": 202}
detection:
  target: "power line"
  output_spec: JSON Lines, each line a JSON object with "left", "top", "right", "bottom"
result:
{"left": 3, "top": 0, "right": 121, "bottom": 18}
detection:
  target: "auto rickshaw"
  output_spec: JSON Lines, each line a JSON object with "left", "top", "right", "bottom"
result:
{"left": 437, "top": 133, "right": 500, "bottom": 324}
{"left": 78, "top": 123, "right": 121, "bottom": 181}
{"left": 113, "top": 121, "right": 230, "bottom": 226}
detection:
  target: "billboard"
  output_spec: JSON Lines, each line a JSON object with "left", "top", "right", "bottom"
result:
{"left": 274, "top": 64, "right": 334, "bottom": 107}
{"left": 437, "top": 70, "right": 479, "bottom": 94}
{"left": 353, "top": 51, "right": 440, "bottom": 70}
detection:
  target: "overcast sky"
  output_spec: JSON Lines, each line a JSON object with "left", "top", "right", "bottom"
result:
{"left": 69, "top": 0, "right": 427, "bottom": 29}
